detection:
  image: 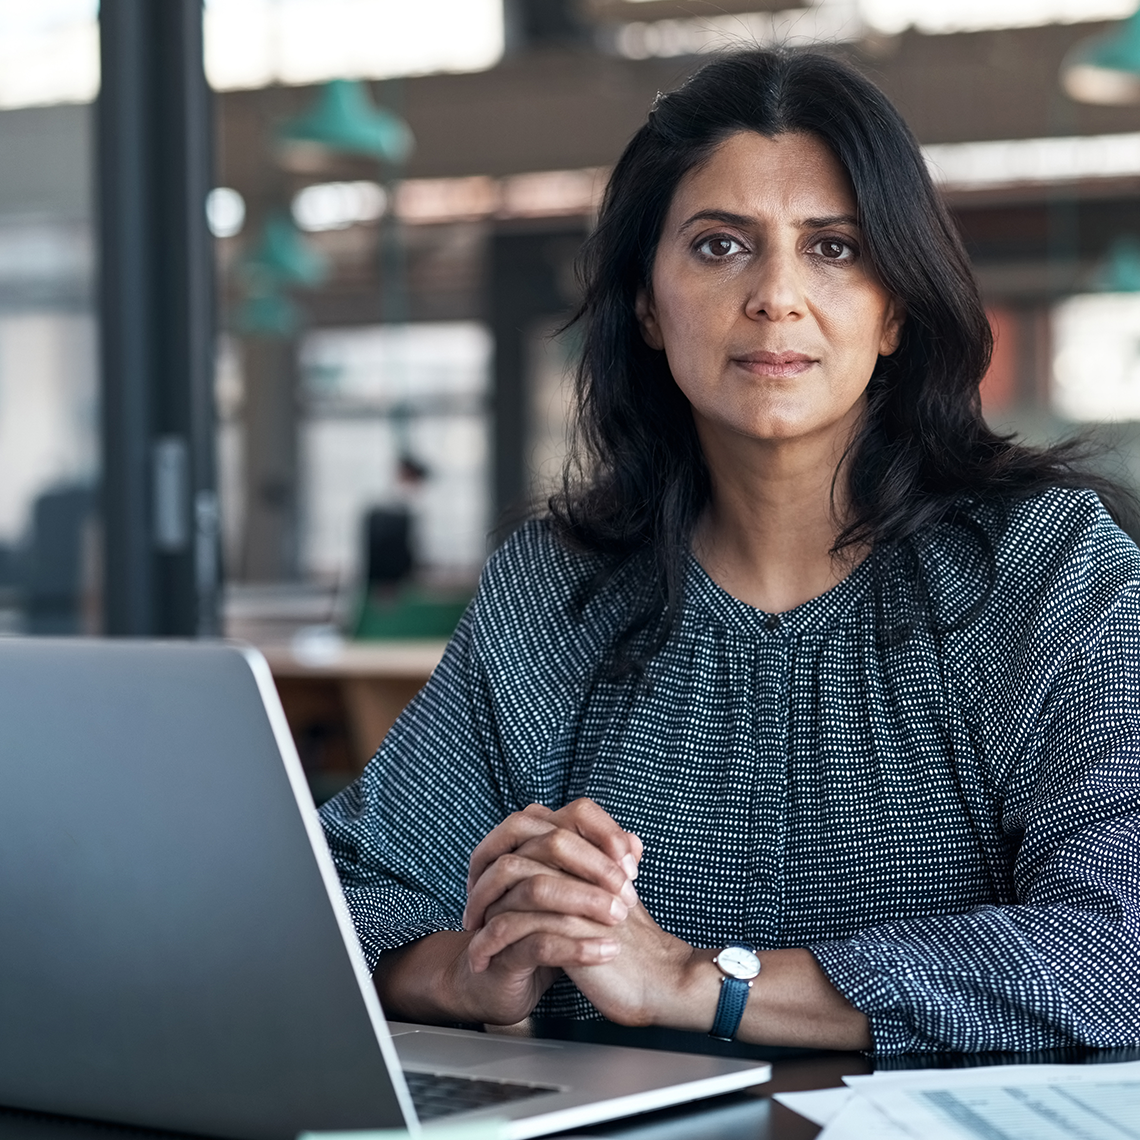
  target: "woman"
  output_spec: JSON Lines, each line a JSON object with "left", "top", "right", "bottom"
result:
{"left": 321, "top": 49, "right": 1140, "bottom": 1053}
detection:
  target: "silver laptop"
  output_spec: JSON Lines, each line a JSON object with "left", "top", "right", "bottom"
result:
{"left": 0, "top": 639, "right": 769, "bottom": 1139}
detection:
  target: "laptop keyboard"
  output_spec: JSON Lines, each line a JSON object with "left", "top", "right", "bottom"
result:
{"left": 403, "top": 1069, "right": 560, "bottom": 1121}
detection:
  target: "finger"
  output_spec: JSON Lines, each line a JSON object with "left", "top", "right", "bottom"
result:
{"left": 464, "top": 853, "right": 573, "bottom": 930}
{"left": 467, "top": 809, "right": 558, "bottom": 892}
{"left": 466, "top": 847, "right": 632, "bottom": 931}
{"left": 480, "top": 871, "right": 630, "bottom": 929}
{"left": 547, "top": 798, "right": 641, "bottom": 880}
{"left": 515, "top": 827, "right": 637, "bottom": 905}
{"left": 467, "top": 801, "right": 640, "bottom": 894}
{"left": 468, "top": 910, "right": 619, "bottom": 973}
{"left": 490, "top": 931, "right": 621, "bottom": 975}
{"left": 627, "top": 832, "right": 644, "bottom": 876}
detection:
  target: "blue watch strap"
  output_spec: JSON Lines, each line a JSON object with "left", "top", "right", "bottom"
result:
{"left": 710, "top": 976, "right": 751, "bottom": 1040}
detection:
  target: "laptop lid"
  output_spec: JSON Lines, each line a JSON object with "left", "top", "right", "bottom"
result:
{"left": 0, "top": 639, "right": 414, "bottom": 1140}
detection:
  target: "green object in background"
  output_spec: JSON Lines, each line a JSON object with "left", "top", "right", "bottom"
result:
{"left": 352, "top": 586, "right": 471, "bottom": 641}
{"left": 1062, "top": 10, "right": 1140, "bottom": 104}
{"left": 234, "top": 289, "right": 301, "bottom": 337}
{"left": 1072, "top": 10, "right": 1140, "bottom": 77}
{"left": 242, "top": 212, "right": 329, "bottom": 289}
{"left": 279, "top": 79, "right": 415, "bottom": 163}
{"left": 1094, "top": 235, "right": 1140, "bottom": 293}
{"left": 234, "top": 212, "right": 330, "bottom": 337}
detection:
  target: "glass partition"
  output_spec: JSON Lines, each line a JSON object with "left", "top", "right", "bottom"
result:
{"left": 0, "top": 90, "right": 98, "bottom": 635}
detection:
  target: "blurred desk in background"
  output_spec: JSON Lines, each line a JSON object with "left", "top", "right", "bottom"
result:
{"left": 260, "top": 639, "right": 447, "bottom": 793}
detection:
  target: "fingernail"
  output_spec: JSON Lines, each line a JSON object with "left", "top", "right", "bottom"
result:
{"left": 609, "top": 897, "right": 629, "bottom": 921}
{"left": 620, "top": 879, "right": 638, "bottom": 907}
{"left": 621, "top": 854, "right": 638, "bottom": 879}
{"left": 598, "top": 941, "right": 620, "bottom": 958}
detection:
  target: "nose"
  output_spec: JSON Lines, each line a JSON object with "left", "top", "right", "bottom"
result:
{"left": 743, "top": 245, "right": 806, "bottom": 323}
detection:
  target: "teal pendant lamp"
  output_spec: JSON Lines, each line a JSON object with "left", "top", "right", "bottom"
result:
{"left": 1093, "top": 235, "right": 1140, "bottom": 293}
{"left": 235, "top": 213, "right": 329, "bottom": 337}
{"left": 235, "top": 290, "right": 301, "bottom": 338}
{"left": 242, "top": 213, "right": 329, "bottom": 288}
{"left": 278, "top": 79, "right": 414, "bottom": 164}
{"left": 1062, "top": 9, "right": 1140, "bottom": 104}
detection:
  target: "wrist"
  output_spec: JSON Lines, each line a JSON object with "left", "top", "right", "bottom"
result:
{"left": 438, "top": 930, "right": 487, "bottom": 1024}
{"left": 375, "top": 930, "right": 478, "bottom": 1024}
{"left": 651, "top": 945, "right": 723, "bottom": 1033}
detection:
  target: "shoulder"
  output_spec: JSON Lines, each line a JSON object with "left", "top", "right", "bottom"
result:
{"left": 928, "top": 487, "right": 1140, "bottom": 642}
{"left": 468, "top": 518, "right": 631, "bottom": 679}
{"left": 475, "top": 518, "right": 595, "bottom": 606}
{"left": 473, "top": 518, "right": 609, "bottom": 629}
{"left": 978, "top": 487, "right": 1139, "bottom": 598}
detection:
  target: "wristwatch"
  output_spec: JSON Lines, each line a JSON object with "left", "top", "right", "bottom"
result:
{"left": 709, "top": 943, "right": 761, "bottom": 1041}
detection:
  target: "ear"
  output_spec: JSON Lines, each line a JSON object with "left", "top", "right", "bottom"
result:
{"left": 878, "top": 298, "right": 905, "bottom": 357}
{"left": 635, "top": 287, "right": 665, "bottom": 351}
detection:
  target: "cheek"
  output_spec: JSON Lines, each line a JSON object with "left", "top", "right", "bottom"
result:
{"left": 654, "top": 302, "right": 705, "bottom": 370}
{"left": 822, "top": 287, "right": 895, "bottom": 363}
{"left": 653, "top": 280, "right": 730, "bottom": 362}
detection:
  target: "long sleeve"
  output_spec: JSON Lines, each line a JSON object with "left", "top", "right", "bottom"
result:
{"left": 811, "top": 564, "right": 1140, "bottom": 1053}
{"left": 318, "top": 493, "right": 1140, "bottom": 1045}
{"left": 319, "top": 603, "right": 510, "bottom": 971}
{"left": 318, "top": 523, "right": 623, "bottom": 975}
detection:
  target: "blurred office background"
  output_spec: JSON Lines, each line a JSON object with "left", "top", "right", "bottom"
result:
{"left": 6, "top": 0, "right": 1140, "bottom": 791}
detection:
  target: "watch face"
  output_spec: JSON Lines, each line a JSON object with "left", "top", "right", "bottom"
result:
{"left": 716, "top": 945, "right": 761, "bottom": 980}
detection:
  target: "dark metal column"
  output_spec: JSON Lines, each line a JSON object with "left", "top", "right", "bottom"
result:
{"left": 489, "top": 222, "right": 585, "bottom": 528}
{"left": 97, "top": 0, "right": 219, "bottom": 636}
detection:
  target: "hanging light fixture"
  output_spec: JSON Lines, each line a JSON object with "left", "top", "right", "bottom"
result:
{"left": 1062, "top": 10, "right": 1140, "bottom": 105}
{"left": 241, "top": 213, "right": 329, "bottom": 287}
{"left": 1092, "top": 235, "right": 1140, "bottom": 292}
{"left": 235, "top": 213, "right": 329, "bottom": 337}
{"left": 278, "top": 79, "right": 414, "bottom": 169}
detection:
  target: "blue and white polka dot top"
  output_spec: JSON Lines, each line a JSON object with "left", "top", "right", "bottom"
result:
{"left": 321, "top": 487, "right": 1140, "bottom": 1054}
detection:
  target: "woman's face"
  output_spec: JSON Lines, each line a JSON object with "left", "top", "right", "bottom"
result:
{"left": 637, "top": 130, "right": 903, "bottom": 456}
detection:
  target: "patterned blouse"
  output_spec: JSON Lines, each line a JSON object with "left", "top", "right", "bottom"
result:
{"left": 320, "top": 487, "right": 1140, "bottom": 1054}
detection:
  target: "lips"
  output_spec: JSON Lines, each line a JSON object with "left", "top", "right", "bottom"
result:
{"left": 733, "top": 350, "right": 817, "bottom": 378}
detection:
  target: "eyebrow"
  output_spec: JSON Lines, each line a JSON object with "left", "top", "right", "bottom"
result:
{"left": 802, "top": 213, "right": 860, "bottom": 228}
{"left": 678, "top": 209, "right": 861, "bottom": 231}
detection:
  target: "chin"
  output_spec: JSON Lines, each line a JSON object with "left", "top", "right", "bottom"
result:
{"left": 734, "top": 408, "right": 816, "bottom": 442}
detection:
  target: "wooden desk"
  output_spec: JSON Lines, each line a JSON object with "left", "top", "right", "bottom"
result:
{"left": 260, "top": 640, "right": 447, "bottom": 774}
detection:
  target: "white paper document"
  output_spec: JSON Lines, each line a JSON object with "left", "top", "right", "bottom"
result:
{"left": 772, "top": 1086, "right": 853, "bottom": 1126}
{"left": 864, "top": 1079, "right": 1140, "bottom": 1139}
{"left": 776, "top": 1059, "right": 1140, "bottom": 1140}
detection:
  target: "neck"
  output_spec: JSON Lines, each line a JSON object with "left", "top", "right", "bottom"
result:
{"left": 692, "top": 414, "right": 865, "bottom": 614}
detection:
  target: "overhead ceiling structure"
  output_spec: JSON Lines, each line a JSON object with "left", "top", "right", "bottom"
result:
{"left": 186, "top": 1, "right": 1140, "bottom": 564}
{"left": 219, "top": 16, "right": 1140, "bottom": 186}
{"left": 217, "top": 14, "right": 1140, "bottom": 299}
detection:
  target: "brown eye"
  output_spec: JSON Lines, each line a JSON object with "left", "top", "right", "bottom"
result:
{"left": 812, "top": 238, "right": 855, "bottom": 261}
{"left": 697, "top": 235, "right": 745, "bottom": 258}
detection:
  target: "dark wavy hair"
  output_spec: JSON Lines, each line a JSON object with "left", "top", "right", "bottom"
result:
{"left": 549, "top": 48, "right": 1133, "bottom": 670}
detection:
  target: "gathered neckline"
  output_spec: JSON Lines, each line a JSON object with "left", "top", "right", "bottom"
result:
{"left": 685, "top": 546, "right": 880, "bottom": 637}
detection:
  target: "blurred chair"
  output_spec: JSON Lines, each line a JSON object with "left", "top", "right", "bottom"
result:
{"left": 364, "top": 506, "right": 413, "bottom": 587}
{"left": 352, "top": 504, "right": 470, "bottom": 640}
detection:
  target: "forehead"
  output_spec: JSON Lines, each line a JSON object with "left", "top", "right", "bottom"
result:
{"left": 665, "top": 131, "right": 857, "bottom": 224}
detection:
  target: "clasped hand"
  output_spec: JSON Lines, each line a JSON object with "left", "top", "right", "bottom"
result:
{"left": 459, "top": 799, "right": 702, "bottom": 1028}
